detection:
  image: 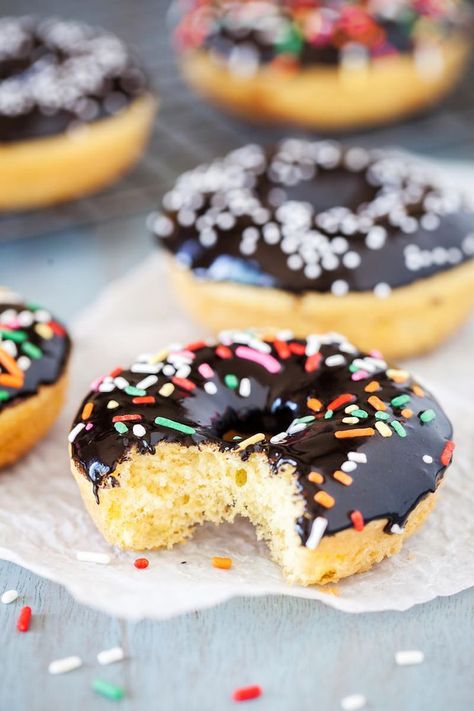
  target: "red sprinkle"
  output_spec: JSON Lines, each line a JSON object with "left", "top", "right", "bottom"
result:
{"left": 273, "top": 340, "right": 291, "bottom": 360}
{"left": 232, "top": 685, "right": 262, "bottom": 702}
{"left": 350, "top": 510, "right": 365, "bottom": 531}
{"left": 327, "top": 393, "right": 357, "bottom": 411}
{"left": 17, "top": 606, "right": 32, "bottom": 632}
{"left": 132, "top": 396, "right": 156, "bottom": 405}
{"left": 305, "top": 352, "right": 322, "bottom": 373}
{"left": 172, "top": 377, "right": 196, "bottom": 392}
{"left": 216, "top": 345, "right": 233, "bottom": 359}
{"left": 134, "top": 558, "right": 149, "bottom": 570}
{"left": 440, "top": 440, "right": 455, "bottom": 466}
{"left": 289, "top": 342, "right": 306, "bottom": 355}
{"left": 185, "top": 340, "right": 207, "bottom": 351}
{"left": 112, "top": 414, "right": 142, "bottom": 423}
{"left": 109, "top": 366, "right": 123, "bottom": 378}
{"left": 48, "top": 321, "right": 66, "bottom": 336}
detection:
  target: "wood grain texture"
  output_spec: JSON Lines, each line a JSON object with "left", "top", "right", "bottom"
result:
{"left": 0, "top": 560, "right": 473, "bottom": 711}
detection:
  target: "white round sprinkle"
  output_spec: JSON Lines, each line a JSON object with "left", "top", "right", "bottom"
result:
{"left": 76, "top": 551, "right": 111, "bottom": 565}
{"left": 204, "top": 382, "right": 217, "bottom": 395}
{"left": 97, "top": 646, "right": 125, "bottom": 665}
{"left": 1, "top": 589, "right": 18, "bottom": 604}
{"left": 373, "top": 282, "right": 392, "bottom": 299}
{"left": 423, "top": 454, "right": 433, "bottom": 464}
{"left": 133, "top": 424, "right": 146, "bottom": 438}
{"left": 48, "top": 656, "right": 82, "bottom": 675}
{"left": 331, "top": 280, "right": 349, "bottom": 296}
{"left": 342, "top": 251, "right": 361, "bottom": 269}
{"left": 365, "top": 226, "right": 387, "bottom": 250}
{"left": 341, "top": 694, "right": 367, "bottom": 711}
{"left": 391, "top": 524, "right": 404, "bottom": 535}
{"left": 341, "top": 461, "right": 357, "bottom": 473}
{"left": 395, "top": 650, "right": 424, "bottom": 666}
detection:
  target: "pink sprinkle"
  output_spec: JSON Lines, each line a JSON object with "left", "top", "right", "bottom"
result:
{"left": 352, "top": 369, "right": 370, "bottom": 381}
{"left": 198, "top": 363, "right": 214, "bottom": 379}
{"left": 90, "top": 376, "right": 104, "bottom": 391}
{"left": 369, "top": 349, "right": 383, "bottom": 358}
{"left": 235, "top": 346, "right": 281, "bottom": 374}
{"left": 85, "top": 423, "right": 94, "bottom": 431}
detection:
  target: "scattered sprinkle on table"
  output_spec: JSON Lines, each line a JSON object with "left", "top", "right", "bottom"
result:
{"left": 76, "top": 551, "right": 111, "bottom": 565}
{"left": 212, "top": 556, "right": 233, "bottom": 570}
{"left": 16, "top": 606, "right": 32, "bottom": 632}
{"left": 97, "top": 647, "right": 125, "bottom": 666}
{"left": 395, "top": 649, "right": 425, "bottom": 666}
{"left": 341, "top": 694, "right": 367, "bottom": 710}
{"left": 134, "top": 557, "right": 149, "bottom": 569}
{"left": 48, "top": 656, "right": 82, "bottom": 675}
{"left": 232, "top": 685, "right": 262, "bottom": 702}
{"left": 1, "top": 589, "right": 18, "bottom": 604}
{"left": 92, "top": 678, "right": 125, "bottom": 701}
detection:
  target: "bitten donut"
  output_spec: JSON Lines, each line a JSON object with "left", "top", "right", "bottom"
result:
{"left": 0, "top": 16, "right": 156, "bottom": 210}
{"left": 152, "top": 139, "right": 474, "bottom": 359}
{"left": 174, "top": 0, "right": 471, "bottom": 129}
{"left": 69, "top": 330, "right": 454, "bottom": 585}
{"left": 0, "top": 291, "right": 71, "bottom": 467}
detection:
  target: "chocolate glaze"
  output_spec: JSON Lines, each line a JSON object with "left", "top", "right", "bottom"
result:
{"left": 0, "top": 298, "right": 71, "bottom": 411}
{"left": 153, "top": 140, "right": 474, "bottom": 295}
{"left": 70, "top": 332, "right": 454, "bottom": 544}
{"left": 176, "top": 0, "right": 469, "bottom": 69}
{"left": 0, "top": 16, "right": 149, "bottom": 143}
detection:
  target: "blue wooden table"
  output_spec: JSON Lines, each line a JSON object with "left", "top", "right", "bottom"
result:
{"left": 1, "top": 1, "right": 473, "bottom": 708}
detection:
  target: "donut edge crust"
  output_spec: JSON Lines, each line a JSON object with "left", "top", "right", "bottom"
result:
{"left": 0, "top": 94, "right": 156, "bottom": 211}
{"left": 179, "top": 38, "right": 469, "bottom": 129}
{"left": 167, "top": 257, "right": 474, "bottom": 360}
{"left": 70, "top": 441, "right": 439, "bottom": 586}
{"left": 0, "top": 371, "right": 69, "bottom": 468}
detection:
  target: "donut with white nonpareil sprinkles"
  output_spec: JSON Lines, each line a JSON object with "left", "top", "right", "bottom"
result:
{"left": 69, "top": 330, "right": 454, "bottom": 585}
{"left": 174, "top": 0, "right": 471, "bottom": 129}
{"left": 0, "top": 16, "right": 156, "bottom": 210}
{"left": 152, "top": 139, "right": 474, "bottom": 359}
{"left": 0, "top": 289, "right": 71, "bottom": 467}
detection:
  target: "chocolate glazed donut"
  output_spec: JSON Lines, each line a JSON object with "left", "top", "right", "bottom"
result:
{"left": 69, "top": 331, "right": 454, "bottom": 585}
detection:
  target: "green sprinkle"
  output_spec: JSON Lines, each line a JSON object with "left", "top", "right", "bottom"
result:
{"left": 276, "top": 24, "right": 303, "bottom": 55}
{"left": 297, "top": 415, "right": 316, "bottom": 424}
{"left": 349, "top": 364, "right": 359, "bottom": 373}
{"left": 391, "top": 394, "right": 411, "bottom": 408}
{"left": 232, "top": 435, "right": 242, "bottom": 441}
{"left": 324, "top": 409, "right": 334, "bottom": 420}
{"left": 350, "top": 409, "right": 369, "bottom": 419}
{"left": 124, "top": 386, "right": 146, "bottom": 397}
{"left": 114, "top": 422, "right": 129, "bottom": 434}
{"left": 224, "top": 374, "right": 238, "bottom": 390}
{"left": 391, "top": 420, "right": 407, "bottom": 438}
{"left": 92, "top": 678, "right": 125, "bottom": 701}
{"left": 0, "top": 390, "right": 10, "bottom": 402}
{"left": 25, "top": 302, "right": 41, "bottom": 312}
{"left": 0, "top": 329, "right": 27, "bottom": 343}
{"left": 375, "top": 411, "right": 390, "bottom": 421}
{"left": 155, "top": 417, "right": 196, "bottom": 435}
{"left": 21, "top": 342, "right": 42, "bottom": 359}
{"left": 420, "top": 409, "right": 436, "bottom": 424}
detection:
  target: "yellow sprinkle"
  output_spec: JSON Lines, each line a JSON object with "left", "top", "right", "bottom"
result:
{"left": 376, "top": 421, "right": 392, "bottom": 437}
{"left": 412, "top": 384, "right": 425, "bottom": 397}
{"left": 150, "top": 349, "right": 168, "bottom": 364}
{"left": 345, "top": 404, "right": 358, "bottom": 413}
{"left": 235, "top": 433, "right": 265, "bottom": 451}
{"left": 212, "top": 556, "right": 232, "bottom": 570}
{"left": 107, "top": 400, "right": 119, "bottom": 409}
{"left": 401, "top": 408, "right": 413, "bottom": 419}
{"left": 342, "top": 417, "right": 359, "bottom": 425}
{"left": 159, "top": 383, "right": 175, "bottom": 397}
{"left": 35, "top": 323, "right": 54, "bottom": 340}
{"left": 387, "top": 369, "right": 410, "bottom": 383}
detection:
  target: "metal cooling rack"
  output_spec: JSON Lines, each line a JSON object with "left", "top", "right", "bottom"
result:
{"left": 1, "top": 0, "right": 473, "bottom": 242}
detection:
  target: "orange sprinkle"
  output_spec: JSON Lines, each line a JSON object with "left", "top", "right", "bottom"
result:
{"left": 335, "top": 428, "right": 375, "bottom": 439}
{"left": 412, "top": 384, "right": 425, "bottom": 397}
{"left": 81, "top": 402, "right": 94, "bottom": 420}
{"left": 351, "top": 510, "right": 365, "bottom": 531}
{"left": 0, "top": 349, "right": 24, "bottom": 379}
{"left": 212, "top": 556, "right": 232, "bottom": 570}
{"left": 308, "top": 471, "right": 324, "bottom": 484}
{"left": 401, "top": 408, "right": 413, "bottom": 419}
{"left": 333, "top": 470, "right": 353, "bottom": 486}
{"left": 365, "top": 380, "right": 381, "bottom": 393}
{"left": 368, "top": 395, "right": 386, "bottom": 411}
{"left": 314, "top": 491, "right": 335, "bottom": 509}
{"left": 132, "top": 396, "right": 156, "bottom": 405}
{"left": 0, "top": 374, "right": 23, "bottom": 388}
{"left": 307, "top": 397, "right": 323, "bottom": 412}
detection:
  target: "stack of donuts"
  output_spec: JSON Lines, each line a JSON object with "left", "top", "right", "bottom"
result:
{"left": 2, "top": 3, "right": 473, "bottom": 587}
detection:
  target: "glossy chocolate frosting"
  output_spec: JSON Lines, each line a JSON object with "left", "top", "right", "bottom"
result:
{"left": 152, "top": 140, "right": 474, "bottom": 295}
{"left": 0, "top": 296, "right": 71, "bottom": 410}
{"left": 70, "top": 331, "right": 454, "bottom": 544}
{"left": 0, "top": 16, "right": 149, "bottom": 143}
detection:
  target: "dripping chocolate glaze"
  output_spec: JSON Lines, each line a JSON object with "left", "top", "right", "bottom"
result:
{"left": 0, "top": 301, "right": 71, "bottom": 411}
{"left": 153, "top": 141, "right": 474, "bottom": 295}
{"left": 70, "top": 333, "right": 453, "bottom": 544}
{"left": 0, "top": 16, "right": 149, "bottom": 143}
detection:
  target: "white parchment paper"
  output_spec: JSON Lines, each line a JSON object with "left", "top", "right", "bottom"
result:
{"left": 1, "top": 168, "right": 473, "bottom": 619}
